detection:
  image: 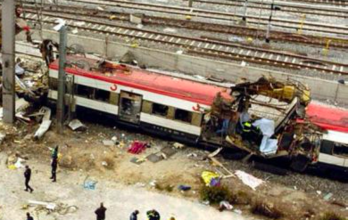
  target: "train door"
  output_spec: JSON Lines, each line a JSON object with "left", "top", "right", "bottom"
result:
{"left": 119, "top": 91, "right": 142, "bottom": 124}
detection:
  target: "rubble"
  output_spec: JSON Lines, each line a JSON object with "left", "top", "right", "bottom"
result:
{"left": 68, "top": 119, "right": 86, "bottom": 131}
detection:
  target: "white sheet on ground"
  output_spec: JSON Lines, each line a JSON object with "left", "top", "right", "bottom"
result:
{"left": 235, "top": 170, "right": 264, "bottom": 190}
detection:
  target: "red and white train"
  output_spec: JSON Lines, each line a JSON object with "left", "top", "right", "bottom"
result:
{"left": 47, "top": 56, "right": 348, "bottom": 178}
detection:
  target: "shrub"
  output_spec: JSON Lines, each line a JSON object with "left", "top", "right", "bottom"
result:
{"left": 320, "top": 212, "right": 346, "bottom": 220}
{"left": 250, "top": 200, "right": 283, "bottom": 219}
{"left": 199, "top": 185, "right": 231, "bottom": 204}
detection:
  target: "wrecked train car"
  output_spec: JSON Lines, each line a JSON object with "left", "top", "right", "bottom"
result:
{"left": 47, "top": 56, "right": 348, "bottom": 176}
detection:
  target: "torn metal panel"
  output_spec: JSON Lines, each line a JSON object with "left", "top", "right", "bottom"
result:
{"left": 34, "top": 107, "right": 52, "bottom": 140}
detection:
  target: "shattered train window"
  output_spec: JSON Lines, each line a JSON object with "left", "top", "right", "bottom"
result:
{"left": 175, "top": 109, "right": 192, "bottom": 123}
{"left": 49, "top": 78, "right": 58, "bottom": 90}
{"left": 76, "top": 84, "right": 93, "bottom": 98}
{"left": 333, "top": 143, "right": 348, "bottom": 156}
{"left": 152, "top": 103, "right": 168, "bottom": 116}
{"left": 95, "top": 89, "right": 110, "bottom": 102}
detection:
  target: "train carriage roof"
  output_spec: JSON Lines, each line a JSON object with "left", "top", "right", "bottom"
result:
{"left": 49, "top": 56, "right": 232, "bottom": 106}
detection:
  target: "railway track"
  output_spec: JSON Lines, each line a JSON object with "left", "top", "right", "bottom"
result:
{"left": 187, "top": 0, "right": 348, "bottom": 18}
{"left": 22, "top": 4, "right": 348, "bottom": 50}
{"left": 22, "top": 0, "right": 348, "bottom": 37}
{"left": 221, "top": 0, "right": 348, "bottom": 7}
{"left": 23, "top": 11, "right": 348, "bottom": 76}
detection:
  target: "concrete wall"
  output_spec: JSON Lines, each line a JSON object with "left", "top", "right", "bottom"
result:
{"left": 17, "top": 30, "right": 348, "bottom": 104}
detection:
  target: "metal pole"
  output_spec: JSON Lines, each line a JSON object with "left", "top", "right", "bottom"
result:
{"left": 56, "top": 25, "right": 67, "bottom": 134}
{"left": 2, "top": 0, "right": 16, "bottom": 124}
{"left": 242, "top": 0, "right": 248, "bottom": 22}
{"left": 265, "top": 3, "right": 274, "bottom": 43}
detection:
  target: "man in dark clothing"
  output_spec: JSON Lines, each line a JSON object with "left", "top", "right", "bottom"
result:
{"left": 24, "top": 166, "right": 33, "bottom": 193}
{"left": 50, "top": 158, "right": 58, "bottom": 182}
{"left": 26, "top": 212, "right": 34, "bottom": 220}
{"left": 95, "top": 203, "right": 107, "bottom": 220}
{"left": 130, "top": 210, "right": 139, "bottom": 220}
{"left": 146, "top": 209, "right": 160, "bottom": 220}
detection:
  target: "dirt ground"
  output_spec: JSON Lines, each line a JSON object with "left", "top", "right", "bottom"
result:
{"left": 0, "top": 117, "right": 348, "bottom": 220}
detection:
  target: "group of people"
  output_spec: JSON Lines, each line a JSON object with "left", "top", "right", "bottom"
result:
{"left": 24, "top": 146, "right": 176, "bottom": 220}
{"left": 95, "top": 203, "right": 175, "bottom": 220}
{"left": 24, "top": 146, "right": 59, "bottom": 193}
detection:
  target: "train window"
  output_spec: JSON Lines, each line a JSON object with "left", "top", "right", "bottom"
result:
{"left": 76, "top": 84, "right": 93, "bottom": 98}
{"left": 152, "top": 103, "right": 168, "bottom": 116}
{"left": 175, "top": 109, "right": 192, "bottom": 123}
{"left": 333, "top": 143, "right": 348, "bottom": 157}
{"left": 49, "top": 78, "right": 58, "bottom": 90}
{"left": 95, "top": 89, "right": 110, "bottom": 102}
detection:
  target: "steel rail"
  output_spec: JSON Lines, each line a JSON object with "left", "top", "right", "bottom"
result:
{"left": 22, "top": 0, "right": 348, "bottom": 36}
{"left": 186, "top": 0, "right": 348, "bottom": 18}
{"left": 23, "top": 11, "right": 348, "bottom": 76}
{"left": 21, "top": 4, "right": 348, "bottom": 50}
{"left": 221, "top": 0, "right": 348, "bottom": 7}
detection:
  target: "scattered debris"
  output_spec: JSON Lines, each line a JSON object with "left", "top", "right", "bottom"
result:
{"left": 219, "top": 200, "right": 233, "bottom": 211}
{"left": 14, "top": 157, "right": 25, "bottom": 169}
{"left": 233, "top": 209, "right": 242, "bottom": 215}
{"left": 146, "top": 153, "right": 163, "bottom": 163}
{"left": 130, "top": 157, "right": 146, "bottom": 165}
{"left": 178, "top": 185, "right": 191, "bottom": 191}
{"left": 68, "top": 119, "right": 87, "bottom": 131}
{"left": 34, "top": 107, "right": 52, "bottom": 140}
{"left": 235, "top": 170, "right": 264, "bottom": 190}
{"left": 128, "top": 141, "right": 147, "bottom": 154}
{"left": 173, "top": 142, "right": 184, "bottom": 149}
{"left": 201, "top": 171, "right": 221, "bottom": 187}
{"left": 130, "top": 13, "right": 143, "bottom": 24}
{"left": 83, "top": 176, "right": 98, "bottom": 190}
{"left": 323, "top": 193, "right": 333, "bottom": 201}
{"left": 187, "top": 153, "right": 197, "bottom": 158}
{"left": 102, "top": 140, "right": 115, "bottom": 146}
{"left": 163, "top": 28, "right": 177, "bottom": 33}
{"left": 53, "top": 18, "right": 66, "bottom": 31}
{"left": 28, "top": 200, "right": 57, "bottom": 211}
{"left": 0, "top": 133, "right": 5, "bottom": 145}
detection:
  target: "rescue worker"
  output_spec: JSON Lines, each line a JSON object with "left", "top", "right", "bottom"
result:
{"left": 130, "top": 210, "right": 139, "bottom": 220}
{"left": 241, "top": 121, "right": 262, "bottom": 145}
{"left": 26, "top": 212, "right": 34, "bottom": 220}
{"left": 51, "top": 145, "right": 59, "bottom": 159}
{"left": 50, "top": 157, "right": 58, "bottom": 182}
{"left": 24, "top": 165, "right": 33, "bottom": 193}
{"left": 146, "top": 209, "right": 160, "bottom": 220}
{"left": 95, "top": 203, "right": 107, "bottom": 220}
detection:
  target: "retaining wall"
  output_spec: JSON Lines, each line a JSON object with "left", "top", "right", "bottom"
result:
{"left": 17, "top": 30, "right": 348, "bottom": 104}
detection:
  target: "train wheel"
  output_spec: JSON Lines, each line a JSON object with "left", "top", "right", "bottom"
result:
{"left": 290, "top": 155, "right": 310, "bottom": 172}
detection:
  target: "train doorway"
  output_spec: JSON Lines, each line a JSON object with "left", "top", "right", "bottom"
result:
{"left": 119, "top": 91, "right": 142, "bottom": 124}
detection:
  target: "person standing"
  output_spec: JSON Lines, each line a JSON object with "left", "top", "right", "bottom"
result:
{"left": 95, "top": 203, "right": 107, "bottom": 220}
{"left": 50, "top": 158, "right": 58, "bottom": 182}
{"left": 24, "top": 165, "right": 33, "bottom": 193}
{"left": 26, "top": 212, "right": 34, "bottom": 220}
{"left": 130, "top": 210, "right": 139, "bottom": 220}
{"left": 147, "top": 209, "right": 160, "bottom": 220}
{"left": 51, "top": 145, "right": 59, "bottom": 159}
